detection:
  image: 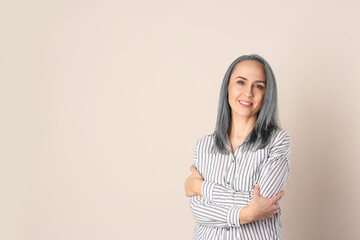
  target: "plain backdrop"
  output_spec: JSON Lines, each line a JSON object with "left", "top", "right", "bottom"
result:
{"left": 1, "top": 0, "right": 360, "bottom": 239}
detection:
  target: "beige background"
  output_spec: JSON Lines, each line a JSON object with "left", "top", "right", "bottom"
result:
{"left": 1, "top": 0, "right": 360, "bottom": 239}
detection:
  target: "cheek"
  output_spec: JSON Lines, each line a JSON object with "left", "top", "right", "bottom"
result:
{"left": 228, "top": 86, "right": 241, "bottom": 97}
{"left": 227, "top": 88, "right": 239, "bottom": 107}
{"left": 255, "top": 93, "right": 265, "bottom": 107}
{"left": 227, "top": 87, "right": 236, "bottom": 100}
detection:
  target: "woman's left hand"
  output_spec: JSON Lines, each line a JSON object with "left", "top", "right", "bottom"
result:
{"left": 184, "top": 165, "right": 204, "bottom": 197}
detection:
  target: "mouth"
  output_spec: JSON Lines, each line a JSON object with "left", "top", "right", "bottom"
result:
{"left": 238, "top": 100, "right": 253, "bottom": 108}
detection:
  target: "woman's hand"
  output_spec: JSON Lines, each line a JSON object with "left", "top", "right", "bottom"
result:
{"left": 240, "top": 184, "right": 284, "bottom": 224}
{"left": 184, "top": 165, "right": 204, "bottom": 197}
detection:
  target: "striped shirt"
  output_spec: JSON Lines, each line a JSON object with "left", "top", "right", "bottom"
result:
{"left": 189, "top": 128, "right": 291, "bottom": 240}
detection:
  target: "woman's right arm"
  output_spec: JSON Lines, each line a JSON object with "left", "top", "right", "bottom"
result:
{"left": 189, "top": 195, "right": 247, "bottom": 228}
{"left": 187, "top": 139, "right": 249, "bottom": 227}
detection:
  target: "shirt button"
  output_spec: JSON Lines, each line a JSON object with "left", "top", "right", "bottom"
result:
{"left": 227, "top": 181, "right": 230, "bottom": 185}
{"left": 226, "top": 227, "right": 230, "bottom": 231}
{"left": 232, "top": 160, "right": 235, "bottom": 163}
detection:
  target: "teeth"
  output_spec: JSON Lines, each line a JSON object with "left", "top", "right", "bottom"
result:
{"left": 240, "top": 101, "right": 252, "bottom": 106}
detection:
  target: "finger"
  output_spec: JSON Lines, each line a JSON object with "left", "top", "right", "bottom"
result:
{"left": 274, "top": 203, "right": 280, "bottom": 211}
{"left": 191, "top": 165, "right": 201, "bottom": 175}
{"left": 253, "top": 184, "right": 260, "bottom": 197}
{"left": 190, "top": 165, "right": 196, "bottom": 173}
{"left": 271, "top": 190, "right": 284, "bottom": 203}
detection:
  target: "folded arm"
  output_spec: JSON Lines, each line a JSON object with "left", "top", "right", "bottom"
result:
{"left": 186, "top": 131, "right": 291, "bottom": 226}
{"left": 200, "top": 131, "right": 291, "bottom": 205}
{"left": 187, "top": 139, "right": 249, "bottom": 228}
{"left": 201, "top": 181, "right": 252, "bottom": 206}
{"left": 189, "top": 195, "right": 247, "bottom": 228}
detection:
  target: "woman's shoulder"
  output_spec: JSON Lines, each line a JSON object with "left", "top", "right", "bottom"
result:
{"left": 268, "top": 127, "right": 291, "bottom": 149}
{"left": 272, "top": 127, "right": 290, "bottom": 139}
{"left": 194, "top": 133, "right": 216, "bottom": 153}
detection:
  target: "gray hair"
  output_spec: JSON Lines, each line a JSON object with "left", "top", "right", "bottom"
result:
{"left": 213, "top": 54, "right": 280, "bottom": 154}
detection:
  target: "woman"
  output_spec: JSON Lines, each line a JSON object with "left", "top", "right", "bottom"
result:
{"left": 184, "top": 54, "right": 291, "bottom": 240}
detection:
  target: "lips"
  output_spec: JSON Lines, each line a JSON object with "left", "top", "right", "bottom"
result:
{"left": 239, "top": 100, "right": 253, "bottom": 107}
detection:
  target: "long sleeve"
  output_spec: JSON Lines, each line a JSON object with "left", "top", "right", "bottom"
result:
{"left": 189, "top": 140, "right": 248, "bottom": 228}
{"left": 201, "top": 181, "right": 251, "bottom": 206}
{"left": 200, "top": 131, "right": 291, "bottom": 205}
{"left": 189, "top": 195, "right": 245, "bottom": 228}
{"left": 257, "top": 131, "right": 291, "bottom": 199}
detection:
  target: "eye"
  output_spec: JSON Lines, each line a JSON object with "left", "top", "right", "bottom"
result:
{"left": 254, "top": 85, "right": 264, "bottom": 89}
{"left": 237, "top": 80, "right": 245, "bottom": 85}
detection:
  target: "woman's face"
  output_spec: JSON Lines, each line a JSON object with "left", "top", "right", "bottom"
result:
{"left": 227, "top": 60, "right": 266, "bottom": 121}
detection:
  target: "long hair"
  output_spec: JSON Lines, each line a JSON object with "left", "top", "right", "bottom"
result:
{"left": 213, "top": 54, "right": 279, "bottom": 154}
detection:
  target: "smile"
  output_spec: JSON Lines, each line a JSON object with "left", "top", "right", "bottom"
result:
{"left": 239, "top": 100, "right": 253, "bottom": 107}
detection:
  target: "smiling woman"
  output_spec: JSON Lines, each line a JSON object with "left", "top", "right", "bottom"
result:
{"left": 184, "top": 54, "right": 291, "bottom": 240}
{"left": 227, "top": 60, "right": 267, "bottom": 140}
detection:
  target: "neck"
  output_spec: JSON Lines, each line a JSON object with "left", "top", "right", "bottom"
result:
{"left": 228, "top": 113, "right": 257, "bottom": 140}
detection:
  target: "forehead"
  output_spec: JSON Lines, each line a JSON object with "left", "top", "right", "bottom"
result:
{"left": 231, "top": 60, "right": 266, "bottom": 81}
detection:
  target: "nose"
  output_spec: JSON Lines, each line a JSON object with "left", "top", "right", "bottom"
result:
{"left": 244, "top": 85, "right": 253, "bottom": 98}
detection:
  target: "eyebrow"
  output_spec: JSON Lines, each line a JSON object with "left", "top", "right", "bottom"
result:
{"left": 235, "top": 76, "right": 266, "bottom": 84}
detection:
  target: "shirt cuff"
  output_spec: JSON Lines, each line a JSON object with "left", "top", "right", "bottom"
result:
{"left": 227, "top": 205, "right": 243, "bottom": 227}
{"left": 201, "top": 181, "right": 215, "bottom": 201}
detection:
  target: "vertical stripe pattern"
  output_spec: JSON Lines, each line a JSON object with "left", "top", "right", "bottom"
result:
{"left": 189, "top": 128, "right": 291, "bottom": 240}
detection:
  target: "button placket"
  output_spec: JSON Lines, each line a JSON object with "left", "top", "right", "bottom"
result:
{"left": 224, "top": 144, "right": 241, "bottom": 188}
{"left": 226, "top": 227, "right": 231, "bottom": 240}
{"left": 225, "top": 155, "right": 235, "bottom": 187}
